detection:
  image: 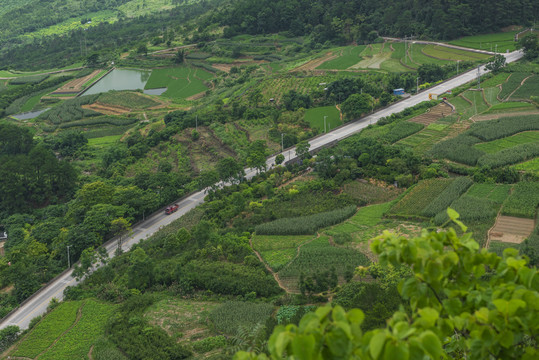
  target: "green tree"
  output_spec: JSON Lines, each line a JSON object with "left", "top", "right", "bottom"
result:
{"left": 246, "top": 141, "right": 268, "bottom": 174}
{"left": 217, "top": 157, "right": 244, "bottom": 184}
{"left": 235, "top": 209, "right": 539, "bottom": 360}
{"left": 485, "top": 54, "right": 506, "bottom": 73}
{"left": 137, "top": 44, "right": 148, "bottom": 56}
{"left": 341, "top": 93, "right": 373, "bottom": 121}
{"left": 175, "top": 49, "right": 185, "bottom": 64}
{"left": 518, "top": 34, "right": 539, "bottom": 60}
{"left": 275, "top": 154, "right": 285, "bottom": 165}
{"left": 295, "top": 141, "right": 311, "bottom": 161}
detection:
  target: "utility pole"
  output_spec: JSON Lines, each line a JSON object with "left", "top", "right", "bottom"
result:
{"left": 495, "top": 44, "right": 497, "bottom": 54}
{"left": 416, "top": 77, "right": 420, "bottom": 94}
{"left": 67, "top": 245, "right": 71, "bottom": 269}
{"left": 477, "top": 66, "right": 481, "bottom": 89}
{"left": 457, "top": 60, "right": 460, "bottom": 75}
{"left": 281, "top": 133, "right": 284, "bottom": 152}
{"left": 324, "top": 116, "right": 327, "bottom": 133}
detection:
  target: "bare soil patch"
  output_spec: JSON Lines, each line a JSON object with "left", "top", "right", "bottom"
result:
{"left": 489, "top": 215, "right": 535, "bottom": 244}
{"left": 82, "top": 102, "right": 130, "bottom": 115}
{"left": 53, "top": 69, "right": 101, "bottom": 94}
{"left": 211, "top": 60, "right": 267, "bottom": 73}
{"left": 471, "top": 110, "right": 539, "bottom": 122}
{"left": 408, "top": 102, "right": 454, "bottom": 125}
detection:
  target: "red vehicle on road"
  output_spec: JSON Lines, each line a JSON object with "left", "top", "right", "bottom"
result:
{"left": 165, "top": 204, "right": 179, "bottom": 215}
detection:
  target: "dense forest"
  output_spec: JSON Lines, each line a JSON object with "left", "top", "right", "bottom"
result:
{"left": 215, "top": 0, "right": 539, "bottom": 41}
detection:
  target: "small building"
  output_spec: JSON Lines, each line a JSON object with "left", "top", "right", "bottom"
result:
{"left": 393, "top": 88, "right": 405, "bottom": 96}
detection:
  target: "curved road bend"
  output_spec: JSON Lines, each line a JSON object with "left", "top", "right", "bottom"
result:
{"left": 0, "top": 50, "right": 523, "bottom": 331}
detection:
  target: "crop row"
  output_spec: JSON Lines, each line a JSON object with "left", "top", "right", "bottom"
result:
{"left": 477, "top": 142, "right": 539, "bottom": 168}
{"left": 469, "top": 116, "right": 539, "bottom": 141}
{"left": 385, "top": 121, "right": 425, "bottom": 143}
{"left": 209, "top": 301, "right": 274, "bottom": 335}
{"left": 12, "top": 301, "right": 82, "bottom": 358}
{"left": 465, "top": 183, "right": 511, "bottom": 204}
{"left": 278, "top": 236, "right": 369, "bottom": 278}
{"left": 97, "top": 91, "right": 159, "bottom": 109}
{"left": 499, "top": 72, "right": 530, "bottom": 99}
{"left": 39, "top": 94, "right": 100, "bottom": 124}
{"left": 255, "top": 205, "right": 357, "bottom": 235}
{"left": 421, "top": 177, "right": 473, "bottom": 217}
{"left": 389, "top": 178, "right": 453, "bottom": 217}
{"left": 9, "top": 73, "right": 50, "bottom": 85}
{"left": 430, "top": 134, "right": 484, "bottom": 165}
{"left": 57, "top": 116, "right": 138, "bottom": 129}
{"left": 509, "top": 75, "right": 539, "bottom": 100}
{"left": 501, "top": 182, "right": 539, "bottom": 218}
{"left": 434, "top": 195, "right": 498, "bottom": 225}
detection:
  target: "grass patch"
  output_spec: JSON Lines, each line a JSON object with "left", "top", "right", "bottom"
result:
{"left": 474, "top": 131, "right": 539, "bottom": 153}
{"left": 448, "top": 31, "right": 519, "bottom": 52}
{"left": 422, "top": 45, "right": 490, "bottom": 61}
{"left": 97, "top": 91, "right": 159, "bottom": 109}
{"left": 252, "top": 235, "right": 314, "bottom": 271}
{"left": 145, "top": 67, "right": 213, "bottom": 99}
{"left": 304, "top": 106, "right": 341, "bottom": 132}
{"left": 342, "top": 181, "right": 402, "bottom": 205}
{"left": 87, "top": 135, "right": 122, "bottom": 147}
{"left": 513, "top": 158, "right": 539, "bottom": 174}
{"left": 316, "top": 46, "right": 366, "bottom": 69}
{"left": 484, "top": 102, "right": 535, "bottom": 113}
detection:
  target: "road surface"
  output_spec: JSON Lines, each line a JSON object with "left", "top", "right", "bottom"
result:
{"left": 0, "top": 50, "right": 523, "bottom": 331}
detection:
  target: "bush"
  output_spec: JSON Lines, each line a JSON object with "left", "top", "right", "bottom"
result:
{"left": 191, "top": 335, "right": 227, "bottom": 353}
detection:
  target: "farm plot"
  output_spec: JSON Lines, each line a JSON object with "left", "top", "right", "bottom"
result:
{"left": 448, "top": 31, "right": 519, "bottom": 52}
{"left": 145, "top": 297, "right": 219, "bottom": 343}
{"left": 304, "top": 106, "right": 341, "bottom": 132}
{"left": 509, "top": 75, "right": 539, "bottom": 101}
{"left": 10, "top": 301, "right": 82, "bottom": 358}
{"left": 498, "top": 72, "right": 530, "bottom": 100}
{"left": 422, "top": 45, "right": 490, "bottom": 61}
{"left": 462, "top": 90, "right": 489, "bottom": 114}
{"left": 409, "top": 44, "right": 452, "bottom": 66}
{"left": 342, "top": 180, "right": 403, "bottom": 205}
{"left": 350, "top": 43, "right": 392, "bottom": 69}
{"left": 144, "top": 67, "right": 213, "bottom": 99}
{"left": 9, "top": 300, "right": 115, "bottom": 360}
{"left": 316, "top": 46, "right": 366, "bottom": 70}
{"left": 474, "top": 131, "right": 539, "bottom": 153}
{"left": 397, "top": 123, "right": 454, "bottom": 153}
{"left": 388, "top": 178, "right": 454, "bottom": 218}
{"left": 408, "top": 102, "right": 453, "bottom": 125}
{"left": 252, "top": 234, "right": 314, "bottom": 271}
{"left": 501, "top": 182, "right": 539, "bottom": 218}
{"left": 97, "top": 91, "right": 160, "bottom": 110}
{"left": 481, "top": 101, "right": 536, "bottom": 115}
{"left": 490, "top": 216, "right": 536, "bottom": 244}
{"left": 513, "top": 157, "right": 539, "bottom": 175}
{"left": 52, "top": 69, "right": 102, "bottom": 94}
{"left": 277, "top": 235, "right": 369, "bottom": 289}
{"left": 465, "top": 183, "right": 512, "bottom": 204}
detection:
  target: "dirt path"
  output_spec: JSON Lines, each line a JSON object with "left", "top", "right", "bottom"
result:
{"left": 335, "top": 104, "right": 343, "bottom": 121}
{"left": 249, "top": 233, "right": 320, "bottom": 294}
{"left": 249, "top": 237, "right": 292, "bottom": 293}
{"left": 34, "top": 304, "right": 85, "bottom": 359}
{"left": 88, "top": 345, "right": 94, "bottom": 360}
{"left": 505, "top": 75, "right": 534, "bottom": 100}
{"left": 471, "top": 110, "right": 539, "bottom": 122}
{"left": 291, "top": 52, "right": 338, "bottom": 72}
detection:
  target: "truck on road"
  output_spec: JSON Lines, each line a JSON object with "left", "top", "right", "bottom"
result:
{"left": 165, "top": 204, "right": 179, "bottom": 215}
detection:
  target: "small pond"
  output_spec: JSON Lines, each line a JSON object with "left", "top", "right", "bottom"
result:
{"left": 83, "top": 69, "right": 152, "bottom": 95}
{"left": 12, "top": 108, "right": 50, "bottom": 120}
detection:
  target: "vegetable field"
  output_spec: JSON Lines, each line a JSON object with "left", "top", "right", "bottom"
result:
{"left": 502, "top": 182, "right": 539, "bottom": 218}
{"left": 474, "top": 131, "right": 539, "bottom": 153}
{"left": 509, "top": 75, "right": 539, "bottom": 101}
{"left": 465, "top": 183, "right": 511, "bottom": 204}
{"left": 498, "top": 73, "right": 530, "bottom": 99}
{"left": 422, "top": 45, "right": 490, "bottom": 61}
{"left": 209, "top": 301, "right": 274, "bottom": 335}
{"left": 252, "top": 234, "right": 314, "bottom": 271}
{"left": 389, "top": 178, "right": 454, "bottom": 217}
{"left": 97, "top": 91, "right": 159, "bottom": 109}
{"left": 10, "top": 300, "right": 116, "bottom": 360}
{"left": 278, "top": 235, "right": 369, "bottom": 278}
{"left": 255, "top": 205, "right": 357, "bottom": 235}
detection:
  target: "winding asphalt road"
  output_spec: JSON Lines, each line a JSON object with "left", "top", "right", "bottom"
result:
{"left": 0, "top": 50, "right": 523, "bottom": 331}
